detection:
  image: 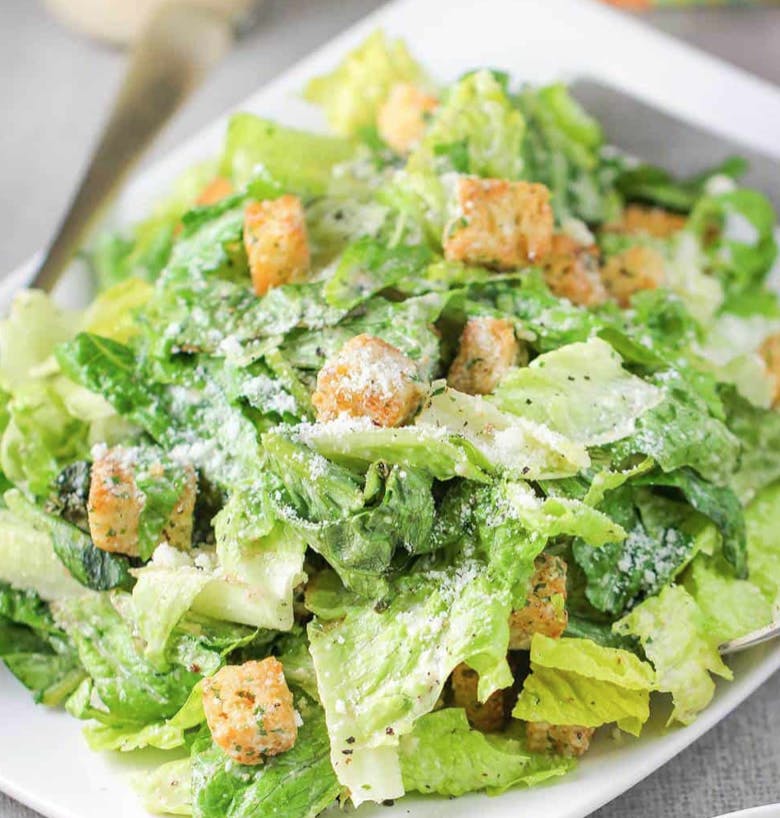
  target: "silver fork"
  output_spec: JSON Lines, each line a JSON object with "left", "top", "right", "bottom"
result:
{"left": 30, "top": 2, "right": 233, "bottom": 293}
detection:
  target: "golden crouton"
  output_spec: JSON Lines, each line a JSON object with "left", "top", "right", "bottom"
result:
{"left": 526, "top": 722, "right": 595, "bottom": 757}
{"left": 600, "top": 244, "right": 665, "bottom": 308}
{"left": 243, "top": 195, "right": 310, "bottom": 296}
{"left": 607, "top": 205, "right": 687, "bottom": 239}
{"left": 508, "top": 554, "right": 568, "bottom": 650}
{"left": 444, "top": 178, "right": 554, "bottom": 270}
{"left": 450, "top": 663, "right": 509, "bottom": 733}
{"left": 88, "top": 447, "right": 196, "bottom": 557}
{"left": 196, "top": 177, "right": 234, "bottom": 206}
{"left": 542, "top": 233, "right": 608, "bottom": 308}
{"left": 759, "top": 333, "right": 780, "bottom": 407}
{"left": 202, "top": 658, "right": 297, "bottom": 765}
{"left": 377, "top": 82, "right": 438, "bottom": 154}
{"left": 312, "top": 334, "right": 425, "bottom": 427}
{"left": 447, "top": 317, "right": 522, "bottom": 395}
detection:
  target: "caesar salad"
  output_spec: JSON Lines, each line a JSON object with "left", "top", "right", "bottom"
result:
{"left": 0, "top": 30, "right": 778, "bottom": 817}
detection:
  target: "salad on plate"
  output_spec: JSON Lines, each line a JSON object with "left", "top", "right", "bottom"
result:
{"left": 0, "top": 31, "right": 779, "bottom": 817}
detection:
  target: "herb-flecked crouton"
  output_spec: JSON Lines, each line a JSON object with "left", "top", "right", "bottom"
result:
{"left": 444, "top": 177, "right": 554, "bottom": 269}
{"left": 202, "top": 658, "right": 298, "bottom": 765}
{"left": 312, "top": 334, "right": 426, "bottom": 427}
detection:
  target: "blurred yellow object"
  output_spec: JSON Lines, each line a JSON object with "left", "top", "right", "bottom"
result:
{"left": 44, "top": 0, "right": 256, "bottom": 46}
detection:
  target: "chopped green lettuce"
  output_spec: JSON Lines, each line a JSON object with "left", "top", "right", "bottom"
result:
{"left": 512, "top": 635, "right": 655, "bottom": 736}
{"left": 220, "top": 113, "right": 354, "bottom": 195}
{"left": 744, "top": 481, "right": 780, "bottom": 606}
{"left": 134, "top": 758, "right": 193, "bottom": 816}
{"left": 0, "top": 498, "right": 88, "bottom": 602}
{"left": 409, "top": 69, "right": 524, "bottom": 180}
{"left": 493, "top": 338, "right": 663, "bottom": 446}
{"left": 5, "top": 489, "right": 132, "bottom": 592}
{"left": 684, "top": 555, "right": 772, "bottom": 645}
{"left": 399, "top": 708, "right": 573, "bottom": 796}
{"left": 82, "top": 680, "right": 206, "bottom": 752}
{"left": 304, "top": 30, "right": 425, "bottom": 137}
{"left": 190, "top": 695, "right": 342, "bottom": 818}
{"left": 0, "top": 582, "right": 84, "bottom": 706}
{"left": 614, "top": 585, "right": 732, "bottom": 725}
{"left": 689, "top": 189, "right": 778, "bottom": 301}
{"left": 572, "top": 488, "right": 706, "bottom": 615}
{"left": 55, "top": 594, "right": 200, "bottom": 725}
{"left": 308, "top": 558, "right": 514, "bottom": 805}
{"left": 417, "top": 386, "right": 590, "bottom": 479}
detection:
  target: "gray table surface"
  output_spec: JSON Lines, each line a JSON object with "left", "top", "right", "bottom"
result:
{"left": 1, "top": 1, "right": 778, "bottom": 816}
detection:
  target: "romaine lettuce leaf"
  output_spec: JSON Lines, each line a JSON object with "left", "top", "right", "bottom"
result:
{"left": 55, "top": 594, "right": 201, "bottom": 725}
{"left": 82, "top": 680, "right": 206, "bottom": 752}
{"left": 134, "top": 758, "right": 193, "bottom": 816}
{"left": 614, "top": 585, "right": 732, "bottom": 725}
{"left": 304, "top": 30, "right": 425, "bottom": 137}
{"left": 689, "top": 189, "right": 778, "bottom": 301}
{"left": 323, "top": 237, "right": 433, "bottom": 310}
{"left": 635, "top": 467, "right": 747, "bottom": 578}
{"left": 0, "top": 499, "right": 90, "bottom": 602}
{"left": 722, "top": 386, "right": 780, "bottom": 504}
{"left": 516, "top": 84, "right": 617, "bottom": 224}
{"left": 190, "top": 695, "right": 342, "bottom": 818}
{"left": 417, "top": 386, "right": 590, "bottom": 480}
{"left": 308, "top": 558, "right": 514, "bottom": 805}
{"left": 493, "top": 338, "right": 663, "bottom": 446}
{"left": 0, "top": 582, "right": 84, "bottom": 706}
{"left": 572, "top": 488, "right": 705, "bottom": 615}
{"left": 262, "top": 430, "right": 435, "bottom": 595}
{"left": 408, "top": 69, "right": 524, "bottom": 180}
{"left": 220, "top": 113, "right": 354, "bottom": 195}
{"left": 684, "top": 554, "right": 772, "bottom": 645}
{"left": 744, "top": 481, "right": 780, "bottom": 606}
{"left": 399, "top": 708, "right": 573, "bottom": 796}
{"left": 5, "top": 489, "right": 132, "bottom": 592}
{"left": 609, "top": 369, "right": 741, "bottom": 486}
{"left": 512, "top": 635, "right": 655, "bottom": 736}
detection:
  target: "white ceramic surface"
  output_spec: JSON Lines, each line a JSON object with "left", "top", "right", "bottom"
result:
{"left": 1, "top": 1, "right": 779, "bottom": 817}
{"left": 714, "top": 807, "right": 780, "bottom": 818}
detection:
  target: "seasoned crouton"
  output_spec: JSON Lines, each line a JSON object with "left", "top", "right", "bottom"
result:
{"left": 312, "top": 334, "right": 425, "bottom": 427}
{"left": 88, "top": 447, "right": 196, "bottom": 557}
{"left": 759, "top": 333, "right": 780, "bottom": 407}
{"left": 542, "top": 233, "right": 608, "bottom": 308}
{"left": 244, "top": 195, "right": 310, "bottom": 296}
{"left": 377, "top": 82, "right": 438, "bottom": 154}
{"left": 203, "top": 658, "right": 297, "bottom": 765}
{"left": 444, "top": 178, "right": 554, "bottom": 270}
{"left": 508, "top": 554, "right": 568, "bottom": 650}
{"left": 447, "top": 317, "right": 522, "bottom": 395}
{"left": 450, "top": 663, "right": 509, "bottom": 733}
{"left": 607, "top": 205, "right": 687, "bottom": 239}
{"left": 600, "top": 244, "right": 665, "bottom": 308}
{"left": 526, "top": 722, "right": 595, "bottom": 757}
{"left": 196, "top": 176, "right": 234, "bottom": 206}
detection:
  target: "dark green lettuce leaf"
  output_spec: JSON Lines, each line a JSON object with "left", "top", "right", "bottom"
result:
{"left": 191, "top": 695, "right": 341, "bottom": 818}
{"left": 616, "top": 156, "right": 747, "bottom": 213}
{"left": 5, "top": 490, "right": 132, "bottom": 592}
{"left": 56, "top": 594, "right": 200, "bottom": 724}
{"left": 0, "top": 582, "right": 83, "bottom": 706}
{"left": 572, "top": 488, "right": 700, "bottom": 616}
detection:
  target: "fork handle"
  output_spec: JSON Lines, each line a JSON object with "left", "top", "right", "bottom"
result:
{"left": 31, "top": 3, "right": 232, "bottom": 293}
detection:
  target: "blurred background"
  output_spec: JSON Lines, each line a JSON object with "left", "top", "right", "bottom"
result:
{"left": 1, "top": 0, "right": 779, "bottom": 275}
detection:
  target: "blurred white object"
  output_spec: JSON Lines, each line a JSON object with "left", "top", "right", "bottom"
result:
{"left": 44, "top": 0, "right": 256, "bottom": 45}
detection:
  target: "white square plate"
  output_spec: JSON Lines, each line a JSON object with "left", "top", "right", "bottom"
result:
{"left": 1, "top": 1, "right": 779, "bottom": 817}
